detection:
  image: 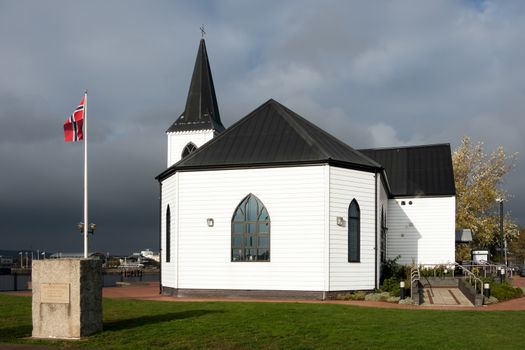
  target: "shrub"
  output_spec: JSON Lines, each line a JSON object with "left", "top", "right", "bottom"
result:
{"left": 380, "top": 255, "right": 404, "bottom": 283}
{"left": 336, "top": 291, "right": 367, "bottom": 301}
{"left": 380, "top": 277, "right": 401, "bottom": 297}
{"left": 347, "top": 291, "right": 367, "bottom": 300}
{"left": 387, "top": 296, "right": 400, "bottom": 303}
{"left": 419, "top": 265, "right": 454, "bottom": 278}
{"left": 484, "top": 296, "right": 499, "bottom": 305}
{"left": 365, "top": 292, "right": 390, "bottom": 301}
{"left": 490, "top": 282, "right": 523, "bottom": 301}
{"left": 398, "top": 297, "right": 414, "bottom": 305}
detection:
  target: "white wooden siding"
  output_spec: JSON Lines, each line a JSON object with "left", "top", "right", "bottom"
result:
{"left": 167, "top": 130, "right": 215, "bottom": 167}
{"left": 387, "top": 196, "right": 455, "bottom": 265}
{"left": 162, "top": 165, "right": 328, "bottom": 291}
{"left": 161, "top": 174, "right": 178, "bottom": 288}
{"left": 329, "top": 167, "right": 377, "bottom": 291}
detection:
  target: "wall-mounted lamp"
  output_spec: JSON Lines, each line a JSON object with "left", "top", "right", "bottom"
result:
{"left": 207, "top": 218, "right": 214, "bottom": 227}
{"left": 336, "top": 216, "right": 344, "bottom": 226}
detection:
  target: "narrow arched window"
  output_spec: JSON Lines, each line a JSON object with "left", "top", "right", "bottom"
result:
{"left": 166, "top": 205, "right": 171, "bottom": 263}
{"left": 348, "top": 199, "right": 360, "bottom": 262}
{"left": 231, "top": 194, "right": 270, "bottom": 262}
{"left": 380, "top": 206, "right": 387, "bottom": 264}
{"left": 181, "top": 142, "right": 197, "bottom": 158}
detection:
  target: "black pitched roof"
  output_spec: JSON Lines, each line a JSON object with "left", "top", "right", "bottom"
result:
{"left": 167, "top": 39, "right": 225, "bottom": 133}
{"left": 157, "top": 99, "right": 381, "bottom": 179}
{"left": 359, "top": 144, "right": 456, "bottom": 197}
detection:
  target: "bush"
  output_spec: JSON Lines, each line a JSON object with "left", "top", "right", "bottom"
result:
{"left": 484, "top": 296, "right": 499, "bottom": 305}
{"left": 336, "top": 291, "right": 367, "bottom": 301}
{"left": 380, "top": 256, "right": 405, "bottom": 283}
{"left": 398, "top": 297, "right": 413, "bottom": 305}
{"left": 387, "top": 296, "right": 400, "bottom": 303}
{"left": 490, "top": 282, "right": 523, "bottom": 301}
{"left": 365, "top": 292, "right": 390, "bottom": 301}
{"left": 380, "top": 277, "right": 401, "bottom": 297}
{"left": 419, "top": 265, "right": 454, "bottom": 278}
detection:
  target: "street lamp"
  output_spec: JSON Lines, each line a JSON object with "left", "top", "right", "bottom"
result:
{"left": 18, "top": 252, "right": 23, "bottom": 268}
{"left": 78, "top": 222, "right": 96, "bottom": 234}
{"left": 496, "top": 198, "right": 505, "bottom": 265}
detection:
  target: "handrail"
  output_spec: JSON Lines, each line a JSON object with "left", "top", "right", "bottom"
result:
{"left": 410, "top": 266, "right": 421, "bottom": 304}
{"left": 415, "top": 263, "right": 484, "bottom": 302}
{"left": 453, "top": 262, "right": 484, "bottom": 295}
{"left": 460, "top": 261, "right": 513, "bottom": 279}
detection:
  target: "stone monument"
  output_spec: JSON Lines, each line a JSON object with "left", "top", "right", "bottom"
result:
{"left": 32, "top": 258, "right": 103, "bottom": 339}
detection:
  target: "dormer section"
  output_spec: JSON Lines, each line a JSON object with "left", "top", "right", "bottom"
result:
{"left": 166, "top": 38, "right": 225, "bottom": 166}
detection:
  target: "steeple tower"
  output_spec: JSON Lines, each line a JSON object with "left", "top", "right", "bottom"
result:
{"left": 166, "top": 38, "right": 225, "bottom": 166}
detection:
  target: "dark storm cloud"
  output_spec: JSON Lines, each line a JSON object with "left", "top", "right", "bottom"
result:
{"left": 1, "top": 0, "right": 524, "bottom": 254}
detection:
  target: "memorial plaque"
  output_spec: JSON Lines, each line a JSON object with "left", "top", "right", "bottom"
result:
{"left": 41, "top": 283, "right": 70, "bottom": 304}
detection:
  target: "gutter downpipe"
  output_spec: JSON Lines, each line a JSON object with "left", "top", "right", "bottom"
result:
{"left": 375, "top": 171, "right": 378, "bottom": 290}
{"left": 158, "top": 180, "right": 162, "bottom": 294}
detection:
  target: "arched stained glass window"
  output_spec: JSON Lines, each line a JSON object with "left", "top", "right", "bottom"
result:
{"left": 181, "top": 142, "right": 197, "bottom": 158}
{"left": 348, "top": 199, "right": 360, "bottom": 262}
{"left": 231, "top": 194, "right": 270, "bottom": 262}
{"left": 166, "top": 205, "right": 171, "bottom": 263}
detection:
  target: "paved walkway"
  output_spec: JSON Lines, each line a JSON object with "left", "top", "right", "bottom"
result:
{"left": 4, "top": 277, "right": 525, "bottom": 311}
{"left": 99, "top": 277, "right": 525, "bottom": 311}
{"left": 421, "top": 287, "right": 473, "bottom": 307}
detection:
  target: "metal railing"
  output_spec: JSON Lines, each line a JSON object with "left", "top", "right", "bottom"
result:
{"left": 459, "top": 261, "right": 513, "bottom": 280}
{"left": 453, "top": 262, "right": 484, "bottom": 294}
{"left": 415, "top": 263, "right": 483, "bottom": 292}
{"left": 410, "top": 263, "right": 485, "bottom": 305}
{"left": 410, "top": 266, "right": 421, "bottom": 304}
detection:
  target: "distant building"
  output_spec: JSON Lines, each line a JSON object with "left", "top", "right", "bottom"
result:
{"left": 0, "top": 256, "right": 13, "bottom": 266}
{"left": 49, "top": 252, "right": 104, "bottom": 260}
{"left": 156, "top": 38, "right": 456, "bottom": 299}
{"left": 140, "top": 249, "right": 159, "bottom": 262}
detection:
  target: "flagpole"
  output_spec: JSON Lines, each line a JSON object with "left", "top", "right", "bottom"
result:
{"left": 83, "top": 90, "right": 88, "bottom": 259}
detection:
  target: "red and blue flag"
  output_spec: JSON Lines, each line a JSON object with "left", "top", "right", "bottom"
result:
{"left": 63, "top": 97, "right": 85, "bottom": 142}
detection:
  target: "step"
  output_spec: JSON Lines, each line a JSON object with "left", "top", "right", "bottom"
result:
{"left": 420, "top": 287, "right": 473, "bottom": 307}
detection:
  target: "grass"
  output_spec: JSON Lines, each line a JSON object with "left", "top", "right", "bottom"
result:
{"left": 1, "top": 294, "right": 524, "bottom": 349}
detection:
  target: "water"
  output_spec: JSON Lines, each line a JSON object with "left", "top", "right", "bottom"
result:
{"left": 0, "top": 272, "right": 159, "bottom": 291}
{"left": 0, "top": 274, "right": 30, "bottom": 291}
{"left": 103, "top": 273, "right": 159, "bottom": 286}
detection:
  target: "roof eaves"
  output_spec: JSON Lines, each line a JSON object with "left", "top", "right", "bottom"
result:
{"left": 156, "top": 158, "right": 384, "bottom": 182}
{"left": 358, "top": 143, "right": 451, "bottom": 152}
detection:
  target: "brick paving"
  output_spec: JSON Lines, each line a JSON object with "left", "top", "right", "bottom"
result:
{"left": 4, "top": 277, "right": 525, "bottom": 311}
{"left": 100, "top": 281, "right": 525, "bottom": 311}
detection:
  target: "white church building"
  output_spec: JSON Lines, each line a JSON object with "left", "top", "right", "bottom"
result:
{"left": 156, "top": 39, "right": 456, "bottom": 299}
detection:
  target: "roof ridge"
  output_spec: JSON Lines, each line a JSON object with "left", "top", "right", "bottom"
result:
{"left": 275, "top": 101, "right": 381, "bottom": 168}
{"left": 158, "top": 99, "right": 384, "bottom": 181}
{"left": 358, "top": 143, "right": 451, "bottom": 152}
{"left": 269, "top": 100, "right": 329, "bottom": 159}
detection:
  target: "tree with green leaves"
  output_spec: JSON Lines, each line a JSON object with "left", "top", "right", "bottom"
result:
{"left": 453, "top": 136, "right": 518, "bottom": 261}
{"left": 509, "top": 227, "right": 525, "bottom": 267}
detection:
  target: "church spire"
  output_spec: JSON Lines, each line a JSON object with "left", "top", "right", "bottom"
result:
{"left": 167, "top": 38, "right": 224, "bottom": 133}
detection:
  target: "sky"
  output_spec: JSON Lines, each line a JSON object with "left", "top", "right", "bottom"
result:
{"left": 1, "top": 0, "right": 524, "bottom": 255}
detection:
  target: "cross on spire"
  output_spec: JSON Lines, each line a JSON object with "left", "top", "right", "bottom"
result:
{"left": 200, "top": 24, "right": 206, "bottom": 38}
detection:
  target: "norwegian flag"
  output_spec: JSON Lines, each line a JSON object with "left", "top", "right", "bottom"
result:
{"left": 63, "top": 97, "right": 85, "bottom": 142}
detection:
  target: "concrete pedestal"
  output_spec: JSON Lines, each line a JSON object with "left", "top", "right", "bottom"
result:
{"left": 32, "top": 259, "right": 103, "bottom": 339}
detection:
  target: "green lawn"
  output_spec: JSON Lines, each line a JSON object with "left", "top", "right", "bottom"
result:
{"left": 1, "top": 294, "right": 524, "bottom": 349}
